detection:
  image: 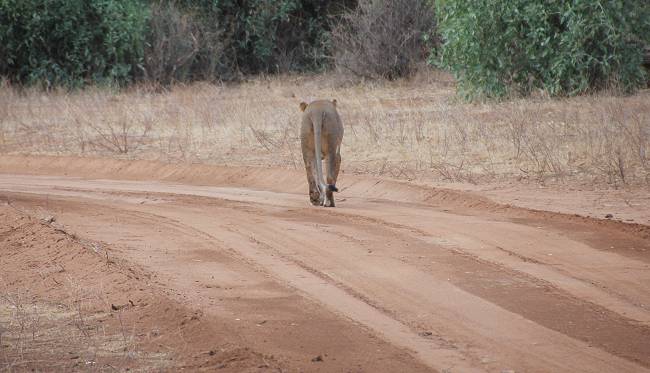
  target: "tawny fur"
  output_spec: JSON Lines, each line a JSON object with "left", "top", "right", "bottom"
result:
{"left": 299, "top": 99, "right": 344, "bottom": 207}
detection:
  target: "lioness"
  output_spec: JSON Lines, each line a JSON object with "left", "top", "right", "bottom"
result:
{"left": 299, "top": 99, "right": 344, "bottom": 207}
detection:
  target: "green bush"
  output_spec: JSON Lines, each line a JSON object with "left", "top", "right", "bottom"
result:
{"left": 435, "top": 0, "right": 650, "bottom": 99}
{"left": 0, "top": 0, "right": 149, "bottom": 87}
{"left": 0, "top": 0, "right": 351, "bottom": 86}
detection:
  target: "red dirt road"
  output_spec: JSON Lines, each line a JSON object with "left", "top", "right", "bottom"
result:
{"left": 1, "top": 156, "right": 649, "bottom": 372}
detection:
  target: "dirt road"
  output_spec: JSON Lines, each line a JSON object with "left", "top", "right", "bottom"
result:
{"left": 1, "top": 156, "right": 649, "bottom": 372}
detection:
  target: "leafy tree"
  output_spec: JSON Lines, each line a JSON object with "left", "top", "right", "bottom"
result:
{"left": 0, "top": 0, "right": 148, "bottom": 87}
{"left": 435, "top": 0, "right": 650, "bottom": 98}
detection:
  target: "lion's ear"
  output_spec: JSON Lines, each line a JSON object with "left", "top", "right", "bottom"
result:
{"left": 299, "top": 102, "right": 308, "bottom": 112}
{"left": 332, "top": 99, "right": 337, "bottom": 107}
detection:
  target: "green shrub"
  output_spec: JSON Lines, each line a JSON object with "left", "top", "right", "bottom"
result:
{"left": 435, "top": 0, "right": 650, "bottom": 99}
{"left": 0, "top": 0, "right": 358, "bottom": 86}
{"left": 0, "top": 0, "right": 149, "bottom": 87}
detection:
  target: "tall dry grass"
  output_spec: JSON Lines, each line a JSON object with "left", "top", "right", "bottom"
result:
{"left": 1, "top": 72, "right": 648, "bottom": 186}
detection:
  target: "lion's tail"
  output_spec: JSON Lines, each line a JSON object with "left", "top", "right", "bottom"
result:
{"left": 311, "top": 111, "right": 327, "bottom": 198}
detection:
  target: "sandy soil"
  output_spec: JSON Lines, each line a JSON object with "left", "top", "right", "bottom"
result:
{"left": 1, "top": 155, "right": 649, "bottom": 372}
{"left": 431, "top": 180, "right": 650, "bottom": 226}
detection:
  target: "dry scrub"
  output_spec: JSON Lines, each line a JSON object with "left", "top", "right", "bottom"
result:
{"left": 0, "top": 205, "right": 169, "bottom": 371}
{"left": 1, "top": 72, "right": 648, "bottom": 186}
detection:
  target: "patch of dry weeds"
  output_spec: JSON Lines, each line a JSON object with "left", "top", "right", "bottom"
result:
{"left": 1, "top": 72, "right": 648, "bottom": 186}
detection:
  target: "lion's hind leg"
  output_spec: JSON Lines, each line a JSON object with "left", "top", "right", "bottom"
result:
{"left": 325, "top": 152, "right": 341, "bottom": 207}
{"left": 302, "top": 146, "right": 321, "bottom": 206}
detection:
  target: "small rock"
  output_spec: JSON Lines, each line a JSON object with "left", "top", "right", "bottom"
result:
{"left": 311, "top": 355, "right": 324, "bottom": 362}
{"left": 605, "top": 214, "right": 613, "bottom": 219}
{"left": 419, "top": 331, "right": 433, "bottom": 337}
{"left": 42, "top": 215, "right": 56, "bottom": 224}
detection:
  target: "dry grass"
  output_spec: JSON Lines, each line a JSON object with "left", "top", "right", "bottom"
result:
{"left": 1, "top": 71, "right": 648, "bottom": 186}
{"left": 0, "top": 283, "right": 168, "bottom": 372}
